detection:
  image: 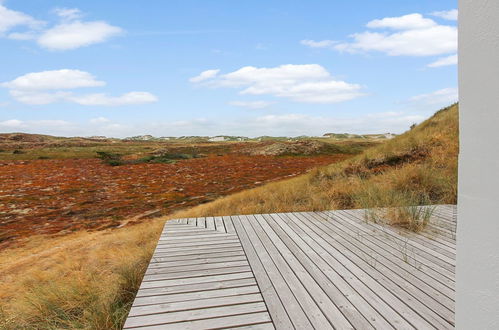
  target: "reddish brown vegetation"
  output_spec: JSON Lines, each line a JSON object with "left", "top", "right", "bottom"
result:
{"left": 0, "top": 154, "right": 348, "bottom": 248}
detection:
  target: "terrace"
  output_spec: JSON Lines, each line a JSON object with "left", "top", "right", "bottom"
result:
{"left": 124, "top": 205, "right": 456, "bottom": 329}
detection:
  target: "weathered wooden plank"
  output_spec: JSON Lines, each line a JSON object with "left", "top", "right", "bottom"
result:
{"left": 234, "top": 324, "right": 275, "bottom": 330}
{"left": 247, "top": 214, "right": 336, "bottom": 329}
{"left": 139, "top": 272, "right": 255, "bottom": 289}
{"left": 293, "top": 212, "right": 438, "bottom": 329}
{"left": 152, "top": 246, "right": 243, "bottom": 258}
{"left": 136, "top": 278, "right": 257, "bottom": 297}
{"left": 142, "top": 265, "right": 252, "bottom": 282}
{"left": 154, "top": 242, "right": 242, "bottom": 253}
{"left": 148, "top": 255, "right": 247, "bottom": 268}
{"left": 291, "top": 212, "right": 454, "bottom": 328}
{"left": 158, "top": 233, "right": 237, "bottom": 241}
{"left": 124, "top": 312, "right": 273, "bottom": 330}
{"left": 233, "top": 215, "right": 309, "bottom": 329}
{"left": 125, "top": 302, "right": 267, "bottom": 328}
{"left": 214, "top": 216, "right": 226, "bottom": 233}
{"left": 260, "top": 213, "right": 380, "bottom": 329}
{"left": 161, "top": 228, "right": 222, "bottom": 235}
{"left": 276, "top": 213, "right": 423, "bottom": 329}
{"left": 163, "top": 227, "right": 207, "bottom": 233}
{"left": 126, "top": 206, "right": 456, "bottom": 329}
{"left": 231, "top": 215, "right": 295, "bottom": 330}
{"left": 345, "top": 209, "right": 456, "bottom": 262}
{"left": 308, "top": 211, "right": 455, "bottom": 300}
{"left": 155, "top": 238, "right": 241, "bottom": 248}
{"left": 330, "top": 211, "right": 455, "bottom": 280}
{"left": 150, "top": 250, "right": 245, "bottom": 263}
{"left": 223, "top": 215, "right": 236, "bottom": 234}
{"left": 206, "top": 216, "right": 215, "bottom": 230}
{"left": 128, "top": 293, "right": 264, "bottom": 317}
{"left": 132, "top": 285, "right": 262, "bottom": 307}
{"left": 145, "top": 260, "right": 249, "bottom": 275}
{"left": 346, "top": 209, "right": 456, "bottom": 259}
{"left": 313, "top": 211, "right": 455, "bottom": 294}
{"left": 197, "top": 217, "right": 206, "bottom": 229}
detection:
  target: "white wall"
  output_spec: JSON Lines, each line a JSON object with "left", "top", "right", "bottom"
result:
{"left": 457, "top": 1, "right": 499, "bottom": 328}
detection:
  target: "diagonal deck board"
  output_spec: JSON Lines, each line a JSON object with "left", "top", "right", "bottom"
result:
{"left": 125, "top": 205, "right": 456, "bottom": 329}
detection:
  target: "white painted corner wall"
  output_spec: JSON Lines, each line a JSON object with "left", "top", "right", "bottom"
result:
{"left": 457, "top": 0, "right": 499, "bottom": 328}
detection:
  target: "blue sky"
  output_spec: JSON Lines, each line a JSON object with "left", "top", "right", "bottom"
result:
{"left": 0, "top": 0, "right": 457, "bottom": 137}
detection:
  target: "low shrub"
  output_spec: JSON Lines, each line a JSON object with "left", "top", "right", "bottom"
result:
{"left": 96, "top": 151, "right": 125, "bottom": 166}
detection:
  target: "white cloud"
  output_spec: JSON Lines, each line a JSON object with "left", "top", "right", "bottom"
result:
{"left": 0, "top": 3, "right": 45, "bottom": 34}
{"left": 0, "top": 109, "right": 431, "bottom": 137}
{"left": 7, "top": 90, "right": 158, "bottom": 106}
{"left": 53, "top": 8, "right": 82, "bottom": 21}
{"left": 90, "top": 117, "right": 110, "bottom": 124}
{"left": 431, "top": 9, "right": 458, "bottom": 21}
{"left": 70, "top": 92, "right": 158, "bottom": 106}
{"left": 0, "top": 119, "right": 25, "bottom": 128}
{"left": 366, "top": 13, "right": 436, "bottom": 30}
{"left": 250, "top": 112, "right": 426, "bottom": 136}
{"left": 189, "top": 69, "right": 220, "bottom": 83}
{"left": 427, "top": 54, "right": 458, "bottom": 68}
{"left": 330, "top": 12, "right": 457, "bottom": 57}
{"left": 2, "top": 69, "right": 105, "bottom": 90}
{"left": 409, "top": 87, "right": 458, "bottom": 105}
{"left": 38, "top": 20, "right": 122, "bottom": 50}
{"left": 2, "top": 69, "right": 158, "bottom": 106}
{"left": 8, "top": 90, "right": 71, "bottom": 105}
{"left": 0, "top": 3, "right": 121, "bottom": 51}
{"left": 98, "top": 111, "right": 426, "bottom": 137}
{"left": 191, "top": 64, "right": 365, "bottom": 104}
{"left": 300, "top": 39, "right": 336, "bottom": 48}
{"left": 32, "top": 119, "right": 73, "bottom": 127}
{"left": 0, "top": 119, "right": 74, "bottom": 131}
{"left": 255, "top": 114, "right": 308, "bottom": 124}
{"left": 336, "top": 27, "right": 456, "bottom": 57}
{"left": 228, "top": 100, "right": 274, "bottom": 109}
{"left": 7, "top": 31, "right": 37, "bottom": 40}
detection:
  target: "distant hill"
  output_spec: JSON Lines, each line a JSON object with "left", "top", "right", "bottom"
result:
{"left": 0, "top": 131, "right": 396, "bottom": 144}
{"left": 0, "top": 133, "right": 63, "bottom": 143}
{"left": 323, "top": 132, "right": 396, "bottom": 140}
{"left": 0, "top": 133, "right": 120, "bottom": 151}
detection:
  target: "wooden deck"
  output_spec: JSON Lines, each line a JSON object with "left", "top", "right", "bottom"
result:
{"left": 124, "top": 205, "right": 456, "bottom": 329}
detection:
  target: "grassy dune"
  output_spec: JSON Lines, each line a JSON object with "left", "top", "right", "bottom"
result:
{"left": 171, "top": 103, "right": 458, "bottom": 220}
{"left": 0, "top": 104, "right": 458, "bottom": 329}
{"left": 0, "top": 221, "right": 163, "bottom": 329}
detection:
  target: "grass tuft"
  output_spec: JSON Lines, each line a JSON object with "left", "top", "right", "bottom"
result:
{"left": 0, "top": 220, "right": 162, "bottom": 329}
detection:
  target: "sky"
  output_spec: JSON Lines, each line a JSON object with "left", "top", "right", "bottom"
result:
{"left": 0, "top": 0, "right": 457, "bottom": 138}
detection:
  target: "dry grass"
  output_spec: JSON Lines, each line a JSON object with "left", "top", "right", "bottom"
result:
{"left": 0, "top": 104, "right": 458, "bottom": 328}
{"left": 0, "top": 220, "right": 163, "bottom": 329}
{"left": 170, "top": 104, "right": 458, "bottom": 223}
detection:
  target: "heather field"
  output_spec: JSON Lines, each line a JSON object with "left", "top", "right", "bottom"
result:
{"left": 0, "top": 137, "right": 365, "bottom": 249}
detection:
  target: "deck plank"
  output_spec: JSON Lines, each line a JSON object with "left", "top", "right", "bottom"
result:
{"left": 311, "top": 212, "right": 455, "bottom": 296}
{"left": 259, "top": 213, "right": 379, "bottom": 329}
{"left": 231, "top": 215, "right": 295, "bottom": 330}
{"left": 125, "top": 205, "right": 456, "bottom": 329}
{"left": 291, "top": 212, "right": 454, "bottom": 328}
{"left": 125, "top": 302, "right": 268, "bottom": 328}
{"left": 247, "top": 214, "right": 338, "bottom": 329}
